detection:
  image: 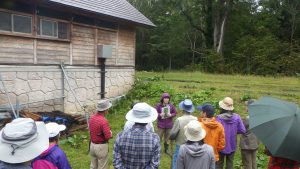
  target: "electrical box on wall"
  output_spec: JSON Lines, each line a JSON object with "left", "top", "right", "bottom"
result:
{"left": 97, "top": 45, "right": 112, "bottom": 58}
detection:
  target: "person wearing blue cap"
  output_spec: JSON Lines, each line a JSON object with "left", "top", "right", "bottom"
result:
{"left": 197, "top": 103, "right": 225, "bottom": 167}
{"left": 169, "top": 99, "right": 197, "bottom": 169}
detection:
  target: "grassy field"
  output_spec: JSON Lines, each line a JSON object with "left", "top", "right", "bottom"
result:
{"left": 60, "top": 71, "right": 300, "bottom": 169}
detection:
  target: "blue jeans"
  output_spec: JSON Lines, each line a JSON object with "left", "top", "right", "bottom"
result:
{"left": 172, "top": 145, "right": 180, "bottom": 169}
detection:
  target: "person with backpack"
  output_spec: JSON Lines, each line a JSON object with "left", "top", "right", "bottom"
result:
{"left": 32, "top": 122, "right": 71, "bottom": 169}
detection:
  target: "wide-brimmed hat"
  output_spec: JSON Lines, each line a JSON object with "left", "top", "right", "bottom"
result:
{"left": 46, "top": 122, "right": 66, "bottom": 138}
{"left": 0, "top": 118, "right": 49, "bottom": 164}
{"left": 184, "top": 120, "right": 206, "bottom": 142}
{"left": 96, "top": 99, "right": 112, "bottom": 112}
{"left": 219, "top": 97, "right": 234, "bottom": 111}
{"left": 126, "top": 102, "right": 158, "bottom": 123}
{"left": 197, "top": 103, "right": 215, "bottom": 117}
{"left": 179, "top": 99, "right": 195, "bottom": 113}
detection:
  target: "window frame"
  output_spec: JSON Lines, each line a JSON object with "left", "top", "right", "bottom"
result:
{"left": 38, "top": 16, "right": 70, "bottom": 40}
{"left": 40, "top": 18, "right": 58, "bottom": 38}
{"left": 0, "top": 11, "right": 33, "bottom": 35}
{"left": 11, "top": 13, "right": 33, "bottom": 34}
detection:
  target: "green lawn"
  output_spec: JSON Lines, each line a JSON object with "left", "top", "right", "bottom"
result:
{"left": 61, "top": 71, "right": 300, "bottom": 169}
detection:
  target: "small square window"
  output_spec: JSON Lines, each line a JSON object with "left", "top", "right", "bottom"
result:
{"left": 13, "top": 15, "right": 32, "bottom": 34}
{"left": 41, "top": 19, "right": 58, "bottom": 37}
{"left": 0, "top": 12, "right": 12, "bottom": 31}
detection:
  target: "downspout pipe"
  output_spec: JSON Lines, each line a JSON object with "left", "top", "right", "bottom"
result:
{"left": 99, "top": 58, "right": 106, "bottom": 99}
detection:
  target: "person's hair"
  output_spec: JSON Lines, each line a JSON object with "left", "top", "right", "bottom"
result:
{"left": 220, "top": 108, "right": 233, "bottom": 114}
{"left": 97, "top": 110, "right": 107, "bottom": 114}
{"left": 135, "top": 123, "right": 148, "bottom": 126}
{"left": 186, "top": 140, "right": 205, "bottom": 145}
{"left": 49, "top": 135, "right": 59, "bottom": 143}
{"left": 183, "top": 110, "right": 191, "bottom": 114}
{"left": 205, "top": 112, "right": 214, "bottom": 118}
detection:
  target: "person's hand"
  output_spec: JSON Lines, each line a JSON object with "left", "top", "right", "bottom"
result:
{"left": 166, "top": 112, "right": 172, "bottom": 118}
{"left": 160, "top": 113, "right": 166, "bottom": 119}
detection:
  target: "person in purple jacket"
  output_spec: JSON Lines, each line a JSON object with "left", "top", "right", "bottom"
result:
{"left": 216, "top": 97, "right": 246, "bottom": 169}
{"left": 32, "top": 122, "right": 71, "bottom": 169}
{"left": 156, "top": 92, "right": 177, "bottom": 155}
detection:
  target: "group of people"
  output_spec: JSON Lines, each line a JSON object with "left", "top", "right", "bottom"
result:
{"left": 87, "top": 93, "right": 252, "bottom": 169}
{"left": 0, "top": 93, "right": 299, "bottom": 169}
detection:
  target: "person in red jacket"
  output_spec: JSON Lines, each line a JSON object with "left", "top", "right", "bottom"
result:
{"left": 89, "top": 99, "right": 113, "bottom": 169}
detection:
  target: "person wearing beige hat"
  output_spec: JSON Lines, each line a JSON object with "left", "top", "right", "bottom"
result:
{"left": 176, "top": 120, "right": 215, "bottom": 169}
{"left": 216, "top": 97, "right": 246, "bottom": 169}
{"left": 89, "top": 99, "right": 113, "bottom": 169}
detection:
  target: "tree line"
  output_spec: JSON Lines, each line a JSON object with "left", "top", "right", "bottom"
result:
{"left": 129, "top": 0, "right": 300, "bottom": 75}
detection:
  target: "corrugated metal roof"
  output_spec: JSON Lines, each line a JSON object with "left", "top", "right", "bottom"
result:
{"left": 47, "top": 0, "right": 155, "bottom": 27}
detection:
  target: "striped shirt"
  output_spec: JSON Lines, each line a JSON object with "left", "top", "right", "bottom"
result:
{"left": 89, "top": 113, "right": 112, "bottom": 143}
{"left": 113, "top": 124, "right": 161, "bottom": 169}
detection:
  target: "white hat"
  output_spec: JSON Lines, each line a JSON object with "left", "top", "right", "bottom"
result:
{"left": 45, "top": 122, "right": 66, "bottom": 138}
{"left": 0, "top": 118, "right": 49, "bottom": 163}
{"left": 184, "top": 120, "right": 206, "bottom": 142}
{"left": 96, "top": 99, "right": 112, "bottom": 112}
{"left": 219, "top": 97, "right": 234, "bottom": 111}
{"left": 126, "top": 102, "right": 158, "bottom": 123}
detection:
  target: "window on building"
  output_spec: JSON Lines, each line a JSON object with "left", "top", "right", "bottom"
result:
{"left": 13, "top": 15, "right": 32, "bottom": 33}
{"left": 0, "top": 12, "right": 32, "bottom": 34}
{"left": 39, "top": 18, "right": 69, "bottom": 40}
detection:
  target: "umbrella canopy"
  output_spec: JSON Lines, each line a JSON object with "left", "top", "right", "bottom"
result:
{"left": 248, "top": 97, "right": 300, "bottom": 162}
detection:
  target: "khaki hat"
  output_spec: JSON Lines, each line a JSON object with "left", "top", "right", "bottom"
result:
{"left": 219, "top": 97, "right": 234, "bottom": 111}
{"left": 96, "top": 99, "right": 112, "bottom": 112}
{"left": 184, "top": 120, "right": 206, "bottom": 142}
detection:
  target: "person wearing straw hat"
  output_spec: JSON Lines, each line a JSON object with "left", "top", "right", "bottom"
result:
{"left": 0, "top": 118, "right": 49, "bottom": 169}
{"left": 176, "top": 120, "right": 215, "bottom": 169}
{"left": 113, "top": 102, "right": 161, "bottom": 169}
{"left": 197, "top": 103, "right": 225, "bottom": 164}
{"left": 89, "top": 99, "right": 113, "bottom": 169}
{"left": 32, "top": 122, "right": 71, "bottom": 169}
{"left": 216, "top": 97, "right": 246, "bottom": 169}
{"left": 169, "top": 99, "right": 197, "bottom": 169}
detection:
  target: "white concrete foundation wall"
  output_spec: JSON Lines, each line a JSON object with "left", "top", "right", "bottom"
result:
{"left": 0, "top": 65, "right": 134, "bottom": 114}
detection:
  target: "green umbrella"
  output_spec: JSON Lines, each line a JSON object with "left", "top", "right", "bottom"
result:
{"left": 248, "top": 96, "right": 300, "bottom": 162}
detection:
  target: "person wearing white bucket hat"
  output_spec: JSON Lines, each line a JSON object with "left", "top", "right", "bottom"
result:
{"left": 31, "top": 122, "right": 71, "bottom": 169}
{"left": 216, "top": 97, "right": 246, "bottom": 169}
{"left": 113, "top": 102, "right": 161, "bottom": 169}
{"left": 89, "top": 99, "right": 113, "bottom": 169}
{"left": 176, "top": 120, "right": 215, "bottom": 169}
{"left": 169, "top": 99, "right": 197, "bottom": 169}
{"left": 0, "top": 118, "right": 49, "bottom": 169}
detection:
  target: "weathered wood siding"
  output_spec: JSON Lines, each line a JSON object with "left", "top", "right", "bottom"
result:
{"left": 117, "top": 26, "right": 135, "bottom": 66}
{"left": 0, "top": 35, "right": 34, "bottom": 63}
{"left": 97, "top": 29, "right": 117, "bottom": 65}
{"left": 72, "top": 25, "right": 95, "bottom": 65}
{"left": 37, "top": 40, "right": 70, "bottom": 64}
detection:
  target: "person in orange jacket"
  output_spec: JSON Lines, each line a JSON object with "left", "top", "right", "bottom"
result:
{"left": 198, "top": 103, "right": 225, "bottom": 163}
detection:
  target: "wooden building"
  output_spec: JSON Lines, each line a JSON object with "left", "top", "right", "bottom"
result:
{"left": 0, "top": 0, "right": 154, "bottom": 113}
